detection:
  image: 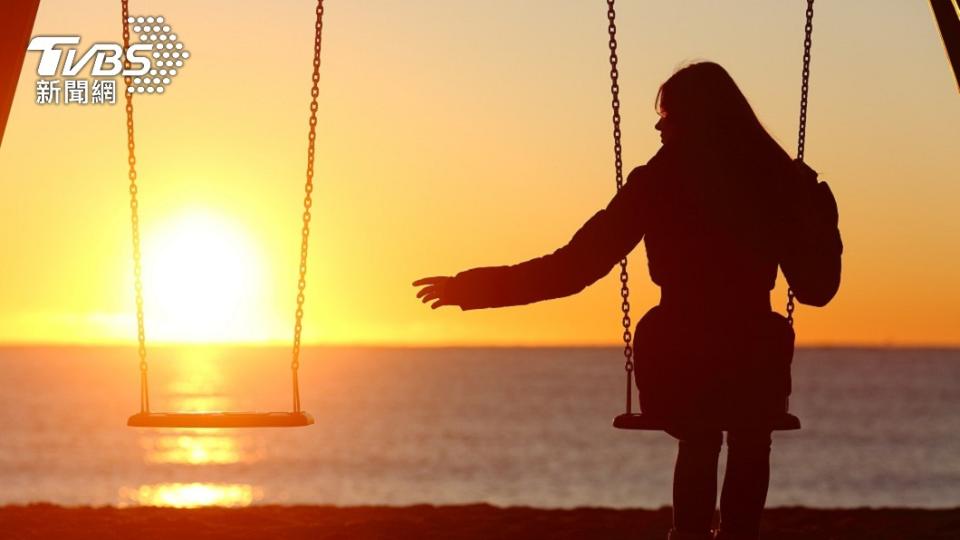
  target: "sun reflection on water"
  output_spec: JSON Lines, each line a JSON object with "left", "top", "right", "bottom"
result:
{"left": 140, "top": 432, "right": 265, "bottom": 465}
{"left": 171, "top": 395, "right": 231, "bottom": 413}
{"left": 119, "top": 483, "right": 262, "bottom": 508}
{"left": 128, "top": 348, "right": 273, "bottom": 507}
{"left": 161, "top": 348, "right": 234, "bottom": 413}
{"left": 167, "top": 348, "right": 226, "bottom": 399}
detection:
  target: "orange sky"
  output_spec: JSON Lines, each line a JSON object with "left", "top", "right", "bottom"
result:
{"left": 1, "top": 1, "right": 958, "bottom": 346}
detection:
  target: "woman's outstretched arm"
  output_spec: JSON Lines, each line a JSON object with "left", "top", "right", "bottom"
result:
{"left": 415, "top": 165, "right": 654, "bottom": 310}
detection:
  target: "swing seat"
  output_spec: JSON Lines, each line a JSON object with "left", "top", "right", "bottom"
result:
{"left": 613, "top": 412, "right": 800, "bottom": 431}
{"left": 128, "top": 411, "right": 314, "bottom": 428}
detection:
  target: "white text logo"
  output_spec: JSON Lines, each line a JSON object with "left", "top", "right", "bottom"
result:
{"left": 29, "top": 15, "right": 190, "bottom": 104}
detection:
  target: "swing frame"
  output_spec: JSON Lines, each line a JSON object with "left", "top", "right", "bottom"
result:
{"left": 122, "top": 0, "right": 325, "bottom": 429}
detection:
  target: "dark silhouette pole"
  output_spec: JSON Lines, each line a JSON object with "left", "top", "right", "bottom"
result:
{"left": 0, "top": 0, "right": 41, "bottom": 148}
{"left": 930, "top": 0, "right": 960, "bottom": 91}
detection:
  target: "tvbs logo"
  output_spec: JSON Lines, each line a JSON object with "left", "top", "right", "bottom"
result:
{"left": 29, "top": 15, "right": 189, "bottom": 100}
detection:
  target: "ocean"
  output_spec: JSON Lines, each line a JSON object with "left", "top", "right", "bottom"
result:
{"left": 0, "top": 346, "right": 957, "bottom": 508}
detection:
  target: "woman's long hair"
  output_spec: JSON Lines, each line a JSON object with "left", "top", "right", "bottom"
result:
{"left": 656, "top": 62, "right": 792, "bottom": 169}
{"left": 656, "top": 62, "right": 794, "bottom": 247}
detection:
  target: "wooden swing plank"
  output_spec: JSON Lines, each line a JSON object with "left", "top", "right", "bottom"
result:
{"left": 613, "top": 413, "right": 800, "bottom": 431}
{"left": 128, "top": 411, "right": 314, "bottom": 428}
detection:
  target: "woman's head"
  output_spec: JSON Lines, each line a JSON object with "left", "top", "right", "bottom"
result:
{"left": 655, "top": 62, "right": 771, "bottom": 147}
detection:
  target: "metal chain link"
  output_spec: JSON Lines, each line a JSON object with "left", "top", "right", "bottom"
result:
{"left": 290, "top": 0, "right": 324, "bottom": 413}
{"left": 121, "top": 0, "right": 324, "bottom": 415}
{"left": 121, "top": 0, "right": 149, "bottom": 413}
{"left": 787, "top": 0, "right": 815, "bottom": 328}
{"left": 606, "top": 0, "right": 634, "bottom": 414}
{"left": 796, "top": 0, "right": 814, "bottom": 163}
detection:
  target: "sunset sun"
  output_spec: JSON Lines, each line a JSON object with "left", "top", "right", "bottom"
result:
{"left": 141, "top": 210, "right": 268, "bottom": 343}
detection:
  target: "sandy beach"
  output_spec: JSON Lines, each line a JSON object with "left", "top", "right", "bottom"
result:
{"left": 2, "top": 504, "right": 958, "bottom": 539}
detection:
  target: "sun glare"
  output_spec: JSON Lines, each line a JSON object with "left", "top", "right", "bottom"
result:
{"left": 120, "top": 483, "right": 261, "bottom": 508}
{"left": 141, "top": 210, "right": 268, "bottom": 343}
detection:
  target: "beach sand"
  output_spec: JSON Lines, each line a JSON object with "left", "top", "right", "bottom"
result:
{"left": 1, "top": 504, "right": 958, "bottom": 539}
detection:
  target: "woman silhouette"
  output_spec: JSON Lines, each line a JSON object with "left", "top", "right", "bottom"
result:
{"left": 415, "top": 62, "right": 834, "bottom": 540}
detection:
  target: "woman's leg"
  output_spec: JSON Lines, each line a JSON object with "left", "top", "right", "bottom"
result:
{"left": 718, "top": 430, "right": 772, "bottom": 539}
{"left": 668, "top": 429, "right": 723, "bottom": 536}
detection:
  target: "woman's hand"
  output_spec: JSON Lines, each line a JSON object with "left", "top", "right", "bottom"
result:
{"left": 413, "top": 276, "right": 458, "bottom": 309}
{"left": 793, "top": 158, "right": 819, "bottom": 187}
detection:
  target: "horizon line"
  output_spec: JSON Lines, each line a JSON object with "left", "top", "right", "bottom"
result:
{"left": 0, "top": 341, "right": 959, "bottom": 350}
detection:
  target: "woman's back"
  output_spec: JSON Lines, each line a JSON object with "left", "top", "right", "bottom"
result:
{"left": 641, "top": 136, "right": 793, "bottom": 319}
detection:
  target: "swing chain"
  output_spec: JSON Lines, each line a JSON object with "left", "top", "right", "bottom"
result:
{"left": 122, "top": 0, "right": 149, "bottom": 413}
{"left": 606, "top": 0, "right": 634, "bottom": 413}
{"left": 797, "top": 0, "right": 814, "bottom": 163}
{"left": 291, "top": 0, "right": 324, "bottom": 413}
{"left": 787, "top": 0, "right": 815, "bottom": 327}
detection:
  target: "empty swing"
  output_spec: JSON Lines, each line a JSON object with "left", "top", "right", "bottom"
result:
{"left": 125, "top": 0, "right": 327, "bottom": 428}
{"left": 608, "top": 0, "right": 817, "bottom": 431}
